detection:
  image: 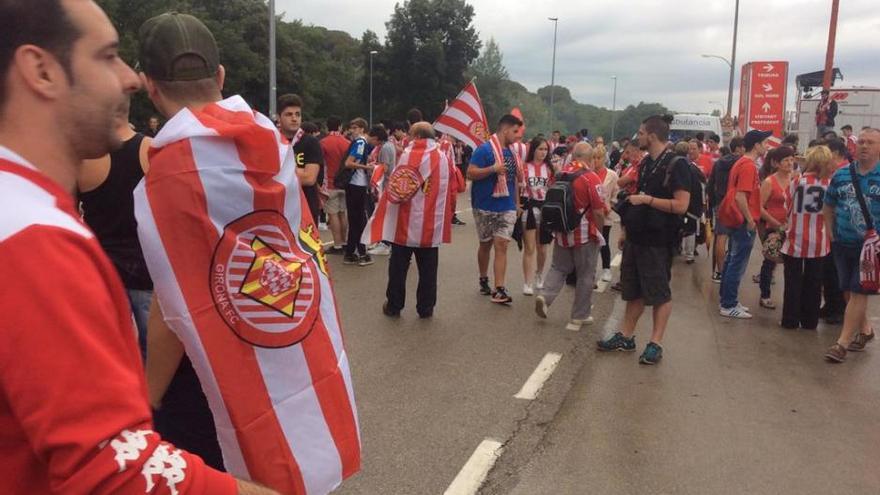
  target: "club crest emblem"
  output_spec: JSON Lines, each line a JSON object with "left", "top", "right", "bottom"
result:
{"left": 211, "top": 210, "right": 328, "bottom": 348}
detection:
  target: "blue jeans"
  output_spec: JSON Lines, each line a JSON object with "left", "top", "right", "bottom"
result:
{"left": 127, "top": 289, "right": 152, "bottom": 361}
{"left": 720, "top": 226, "right": 756, "bottom": 309}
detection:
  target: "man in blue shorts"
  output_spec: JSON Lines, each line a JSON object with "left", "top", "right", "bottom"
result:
{"left": 823, "top": 128, "right": 880, "bottom": 363}
{"left": 468, "top": 114, "right": 523, "bottom": 304}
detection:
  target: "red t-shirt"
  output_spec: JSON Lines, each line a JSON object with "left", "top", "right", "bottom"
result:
{"left": 729, "top": 155, "right": 761, "bottom": 222}
{"left": 697, "top": 153, "right": 714, "bottom": 178}
{"left": 320, "top": 132, "right": 351, "bottom": 189}
{"left": 0, "top": 154, "right": 235, "bottom": 495}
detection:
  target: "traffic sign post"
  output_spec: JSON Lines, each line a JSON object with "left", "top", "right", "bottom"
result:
{"left": 738, "top": 61, "right": 789, "bottom": 139}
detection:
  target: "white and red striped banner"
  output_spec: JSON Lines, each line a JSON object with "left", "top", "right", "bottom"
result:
{"left": 433, "top": 81, "right": 489, "bottom": 149}
{"left": 134, "top": 95, "right": 360, "bottom": 495}
{"left": 362, "top": 139, "right": 457, "bottom": 247}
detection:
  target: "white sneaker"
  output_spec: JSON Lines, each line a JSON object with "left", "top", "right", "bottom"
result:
{"left": 535, "top": 273, "right": 544, "bottom": 290}
{"left": 601, "top": 268, "right": 612, "bottom": 282}
{"left": 318, "top": 222, "right": 329, "bottom": 232}
{"left": 535, "top": 296, "right": 548, "bottom": 319}
{"left": 566, "top": 317, "right": 595, "bottom": 331}
{"left": 720, "top": 306, "right": 753, "bottom": 319}
{"left": 523, "top": 283, "right": 534, "bottom": 296}
{"left": 367, "top": 244, "right": 391, "bottom": 256}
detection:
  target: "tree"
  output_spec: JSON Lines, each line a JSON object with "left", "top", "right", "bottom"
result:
{"left": 467, "top": 38, "right": 510, "bottom": 126}
{"left": 376, "top": 0, "right": 481, "bottom": 121}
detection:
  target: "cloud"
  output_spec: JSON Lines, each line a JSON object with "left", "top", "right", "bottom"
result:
{"left": 278, "top": 0, "right": 879, "bottom": 114}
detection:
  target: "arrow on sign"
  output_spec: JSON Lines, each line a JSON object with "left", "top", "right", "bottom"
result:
{"left": 762, "top": 83, "right": 773, "bottom": 92}
{"left": 762, "top": 102, "right": 771, "bottom": 113}
{"left": 763, "top": 63, "right": 774, "bottom": 72}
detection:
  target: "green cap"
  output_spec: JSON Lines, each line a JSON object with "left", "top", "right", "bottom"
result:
{"left": 138, "top": 12, "right": 219, "bottom": 81}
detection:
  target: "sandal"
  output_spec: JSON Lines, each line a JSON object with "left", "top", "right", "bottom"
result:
{"left": 759, "top": 298, "right": 776, "bottom": 310}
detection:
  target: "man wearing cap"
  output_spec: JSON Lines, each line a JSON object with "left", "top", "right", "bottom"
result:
{"left": 719, "top": 129, "right": 772, "bottom": 319}
{"left": 136, "top": 12, "right": 360, "bottom": 495}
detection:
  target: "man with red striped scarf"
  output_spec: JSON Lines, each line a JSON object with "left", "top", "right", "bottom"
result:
{"left": 134, "top": 12, "right": 359, "bottom": 494}
{"left": 364, "top": 123, "right": 465, "bottom": 317}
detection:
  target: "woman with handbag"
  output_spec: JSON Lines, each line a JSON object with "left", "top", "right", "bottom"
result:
{"left": 756, "top": 146, "right": 795, "bottom": 309}
{"left": 780, "top": 145, "right": 834, "bottom": 329}
{"left": 521, "top": 137, "right": 554, "bottom": 294}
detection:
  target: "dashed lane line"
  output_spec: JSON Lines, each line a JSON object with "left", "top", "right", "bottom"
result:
{"left": 514, "top": 352, "right": 563, "bottom": 400}
{"left": 444, "top": 439, "right": 504, "bottom": 495}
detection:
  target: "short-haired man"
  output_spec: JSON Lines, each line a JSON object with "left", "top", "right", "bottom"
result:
{"left": 816, "top": 89, "right": 838, "bottom": 138}
{"left": 597, "top": 115, "right": 692, "bottom": 364}
{"left": 707, "top": 136, "right": 746, "bottom": 282}
{"left": 365, "top": 125, "right": 396, "bottom": 256}
{"left": 365, "top": 122, "right": 464, "bottom": 318}
{"left": 706, "top": 134, "right": 722, "bottom": 160}
{"left": 536, "top": 143, "right": 606, "bottom": 331}
{"left": 343, "top": 117, "right": 374, "bottom": 265}
{"left": 146, "top": 114, "right": 161, "bottom": 137}
{"left": 0, "top": 1, "right": 271, "bottom": 493}
{"left": 468, "top": 114, "right": 524, "bottom": 304}
{"left": 135, "top": 12, "right": 359, "bottom": 493}
{"left": 278, "top": 93, "right": 324, "bottom": 223}
{"left": 320, "top": 116, "right": 350, "bottom": 253}
{"left": 718, "top": 130, "right": 772, "bottom": 318}
{"left": 823, "top": 128, "right": 880, "bottom": 362}
{"left": 841, "top": 124, "right": 857, "bottom": 158}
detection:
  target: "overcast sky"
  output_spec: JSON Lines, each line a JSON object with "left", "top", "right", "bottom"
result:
{"left": 278, "top": 0, "right": 879, "bottom": 114}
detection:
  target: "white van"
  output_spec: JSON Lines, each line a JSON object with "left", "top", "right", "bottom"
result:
{"left": 669, "top": 114, "right": 722, "bottom": 141}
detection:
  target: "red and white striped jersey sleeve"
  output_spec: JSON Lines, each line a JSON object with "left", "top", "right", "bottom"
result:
{"left": 0, "top": 155, "right": 235, "bottom": 495}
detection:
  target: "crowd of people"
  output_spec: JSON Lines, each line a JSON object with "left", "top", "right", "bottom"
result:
{"left": 2, "top": 1, "right": 879, "bottom": 494}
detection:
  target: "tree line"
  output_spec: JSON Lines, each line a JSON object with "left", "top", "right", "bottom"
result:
{"left": 99, "top": 0, "right": 668, "bottom": 141}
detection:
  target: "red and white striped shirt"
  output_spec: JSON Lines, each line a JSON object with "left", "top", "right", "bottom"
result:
{"left": 555, "top": 162, "right": 606, "bottom": 248}
{"left": 783, "top": 174, "right": 831, "bottom": 258}
{"left": 522, "top": 161, "right": 553, "bottom": 201}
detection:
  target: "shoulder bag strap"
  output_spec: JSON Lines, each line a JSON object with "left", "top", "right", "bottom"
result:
{"left": 850, "top": 163, "right": 875, "bottom": 231}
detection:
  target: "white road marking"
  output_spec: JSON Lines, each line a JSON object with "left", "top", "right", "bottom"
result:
{"left": 611, "top": 253, "right": 622, "bottom": 268}
{"left": 514, "top": 352, "right": 562, "bottom": 400}
{"left": 444, "top": 439, "right": 504, "bottom": 495}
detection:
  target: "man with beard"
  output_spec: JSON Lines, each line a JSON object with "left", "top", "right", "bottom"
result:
{"left": 0, "top": 0, "right": 271, "bottom": 493}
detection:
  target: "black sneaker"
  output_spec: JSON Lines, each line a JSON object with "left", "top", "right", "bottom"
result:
{"left": 597, "top": 332, "right": 636, "bottom": 352}
{"left": 382, "top": 301, "right": 400, "bottom": 318}
{"left": 343, "top": 254, "right": 359, "bottom": 265}
{"left": 490, "top": 287, "right": 512, "bottom": 304}
{"left": 479, "top": 277, "right": 492, "bottom": 295}
{"left": 358, "top": 254, "right": 374, "bottom": 266}
{"left": 611, "top": 282, "right": 623, "bottom": 292}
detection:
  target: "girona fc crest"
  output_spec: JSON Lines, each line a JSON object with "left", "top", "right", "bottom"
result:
{"left": 211, "top": 210, "right": 328, "bottom": 348}
{"left": 469, "top": 121, "right": 487, "bottom": 141}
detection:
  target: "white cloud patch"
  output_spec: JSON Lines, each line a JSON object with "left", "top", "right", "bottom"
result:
{"left": 279, "top": 0, "right": 879, "bottom": 113}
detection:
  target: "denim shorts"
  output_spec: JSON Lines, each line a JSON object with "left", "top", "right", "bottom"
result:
{"left": 832, "top": 242, "right": 877, "bottom": 295}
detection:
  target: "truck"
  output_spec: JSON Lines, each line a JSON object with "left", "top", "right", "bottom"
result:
{"left": 669, "top": 113, "right": 722, "bottom": 142}
{"left": 792, "top": 87, "right": 880, "bottom": 152}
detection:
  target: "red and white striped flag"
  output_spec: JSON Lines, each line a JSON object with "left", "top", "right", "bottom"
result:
{"left": 363, "top": 139, "right": 459, "bottom": 247}
{"left": 134, "top": 95, "right": 360, "bottom": 495}
{"left": 433, "top": 81, "right": 489, "bottom": 149}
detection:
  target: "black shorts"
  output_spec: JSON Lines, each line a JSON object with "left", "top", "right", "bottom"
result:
{"left": 620, "top": 241, "right": 674, "bottom": 306}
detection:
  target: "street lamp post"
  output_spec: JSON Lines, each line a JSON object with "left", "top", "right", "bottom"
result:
{"left": 548, "top": 17, "right": 558, "bottom": 133}
{"left": 268, "top": 0, "right": 277, "bottom": 120}
{"left": 729, "top": 0, "right": 740, "bottom": 117}
{"left": 610, "top": 76, "right": 617, "bottom": 142}
{"left": 701, "top": 54, "right": 733, "bottom": 117}
{"left": 369, "top": 50, "right": 378, "bottom": 127}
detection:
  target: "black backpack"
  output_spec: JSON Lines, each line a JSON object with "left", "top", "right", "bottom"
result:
{"left": 541, "top": 169, "right": 589, "bottom": 232}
